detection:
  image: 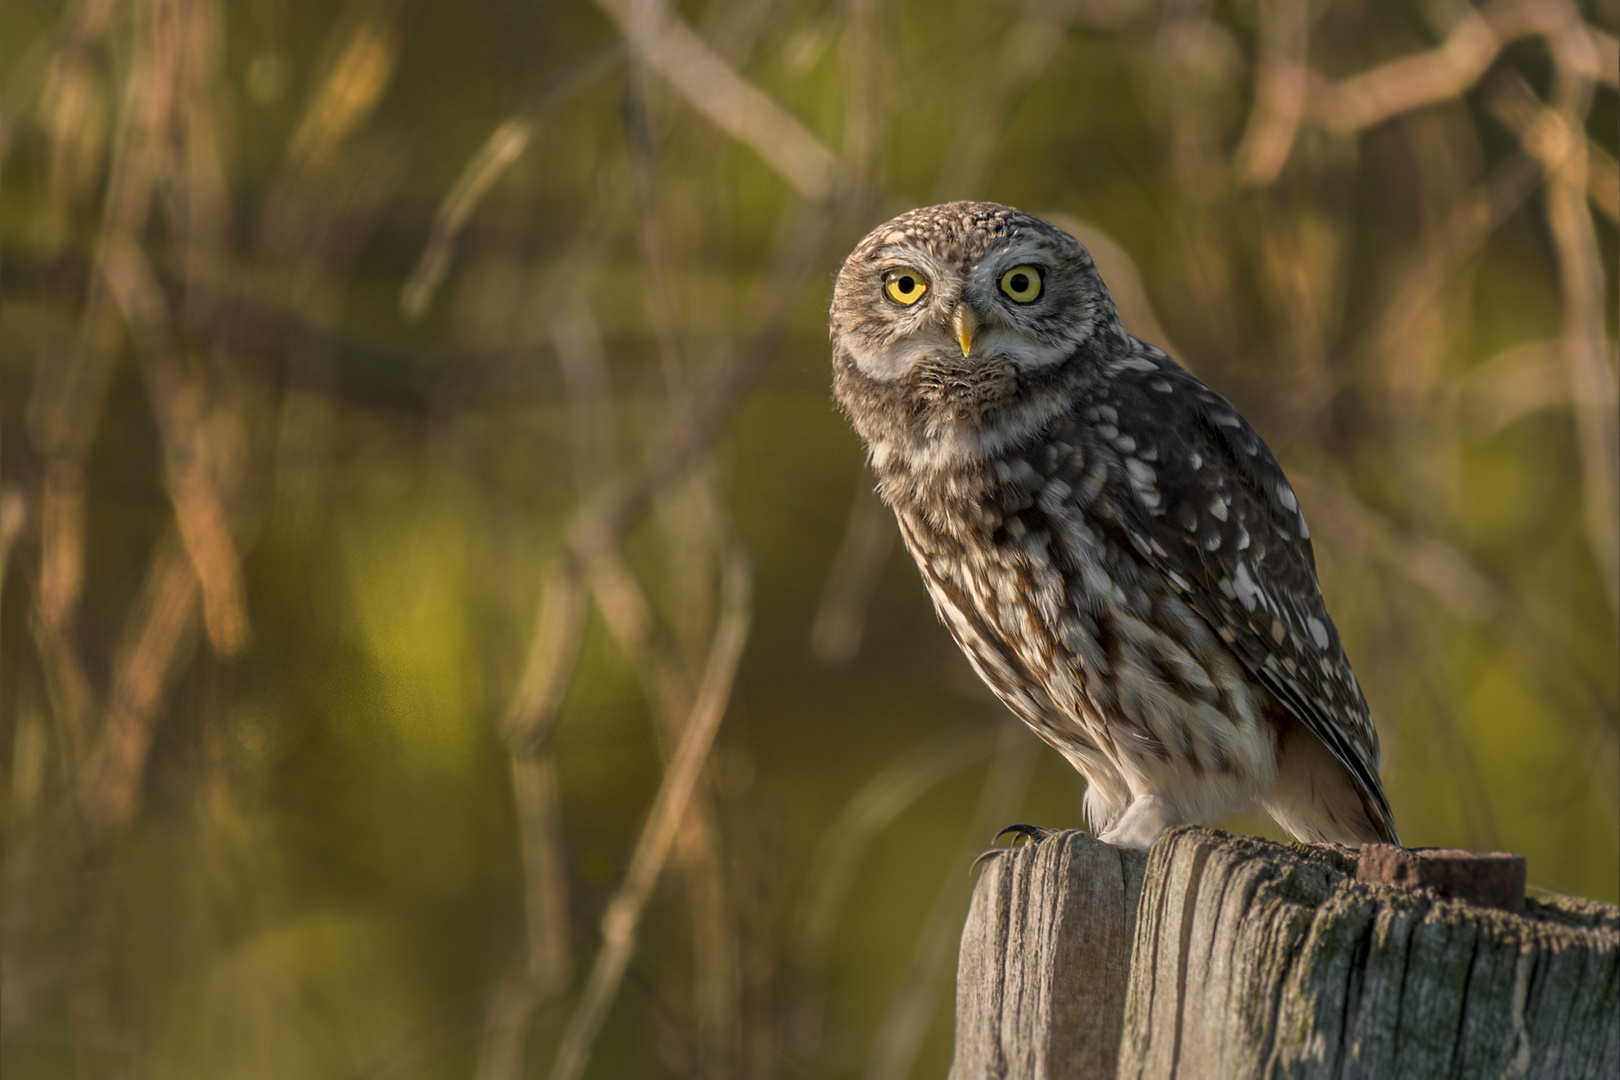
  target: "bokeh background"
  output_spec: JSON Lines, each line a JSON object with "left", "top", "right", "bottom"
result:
{"left": 2, "top": 0, "right": 1616, "bottom": 1077}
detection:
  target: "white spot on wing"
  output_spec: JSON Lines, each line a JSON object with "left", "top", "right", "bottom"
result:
{"left": 1232, "top": 562, "right": 1259, "bottom": 612}
{"left": 1307, "top": 616, "right": 1329, "bottom": 650}
{"left": 1110, "top": 357, "right": 1158, "bottom": 373}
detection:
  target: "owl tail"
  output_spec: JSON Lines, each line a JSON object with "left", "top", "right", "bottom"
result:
{"left": 1262, "top": 720, "right": 1400, "bottom": 847}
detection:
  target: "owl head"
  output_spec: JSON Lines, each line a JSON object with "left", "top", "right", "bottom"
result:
{"left": 830, "top": 202, "right": 1123, "bottom": 473}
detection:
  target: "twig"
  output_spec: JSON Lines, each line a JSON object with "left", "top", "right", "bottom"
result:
{"left": 1233, "top": 0, "right": 1308, "bottom": 186}
{"left": 400, "top": 44, "right": 625, "bottom": 320}
{"left": 75, "top": 533, "right": 199, "bottom": 840}
{"left": 786, "top": 722, "right": 997, "bottom": 1057}
{"left": 864, "top": 720, "right": 1040, "bottom": 1080}
{"left": 102, "top": 242, "right": 251, "bottom": 655}
{"left": 563, "top": 197, "right": 836, "bottom": 574}
{"left": 1483, "top": 71, "right": 1619, "bottom": 222}
{"left": 1153, "top": 0, "right": 1242, "bottom": 356}
{"left": 593, "top": 0, "right": 842, "bottom": 201}
{"left": 402, "top": 119, "right": 535, "bottom": 320}
{"left": 840, "top": 0, "right": 885, "bottom": 186}
{"left": 501, "top": 563, "right": 589, "bottom": 753}
{"left": 476, "top": 753, "right": 574, "bottom": 1080}
{"left": 809, "top": 479, "right": 895, "bottom": 667}
{"left": 1539, "top": 93, "right": 1618, "bottom": 619}
{"left": 585, "top": 538, "right": 743, "bottom": 1076}
{"left": 1307, "top": 0, "right": 1616, "bottom": 133}
{"left": 72, "top": 530, "right": 201, "bottom": 1079}
{"left": 546, "top": 543, "right": 752, "bottom": 1080}
{"left": 474, "top": 180, "right": 624, "bottom": 1080}
{"left": 1369, "top": 147, "right": 1544, "bottom": 404}
{"left": 1457, "top": 337, "right": 1619, "bottom": 435}
{"left": 284, "top": 2, "right": 403, "bottom": 171}
{"left": 930, "top": 11, "right": 1068, "bottom": 202}
{"left": 26, "top": 0, "right": 173, "bottom": 774}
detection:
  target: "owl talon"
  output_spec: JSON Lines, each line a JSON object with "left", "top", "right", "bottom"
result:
{"left": 970, "top": 848, "right": 1006, "bottom": 872}
{"left": 994, "top": 822, "right": 1053, "bottom": 847}
{"left": 971, "top": 823, "right": 1053, "bottom": 871}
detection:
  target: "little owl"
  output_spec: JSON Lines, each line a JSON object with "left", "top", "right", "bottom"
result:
{"left": 829, "top": 202, "right": 1398, "bottom": 849}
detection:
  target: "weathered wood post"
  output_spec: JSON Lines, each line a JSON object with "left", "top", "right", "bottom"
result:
{"left": 952, "top": 826, "right": 1619, "bottom": 1080}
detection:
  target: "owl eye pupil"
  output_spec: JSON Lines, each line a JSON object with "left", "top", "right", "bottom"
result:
{"left": 999, "top": 264, "right": 1043, "bottom": 302}
{"left": 883, "top": 268, "right": 929, "bottom": 305}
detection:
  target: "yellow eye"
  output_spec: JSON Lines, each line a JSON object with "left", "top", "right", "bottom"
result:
{"left": 883, "top": 269, "right": 929, "bottom": 306}
{"left": 999, "top": 265, "right": 1043, "bottom": 303}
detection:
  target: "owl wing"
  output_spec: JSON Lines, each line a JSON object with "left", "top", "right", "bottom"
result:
{"left": 1085, "top": 340, "right": 1398, "bottom": 843}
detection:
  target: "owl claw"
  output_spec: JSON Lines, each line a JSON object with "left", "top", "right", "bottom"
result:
{"left": 994, "top": 822, "right": 1053, "bottom": 847}
{"left": 970, "top": 848, "right": 1006, "bottom": 872}
{"left": 971, "top": 823, "right": 1055, "bottom": 872}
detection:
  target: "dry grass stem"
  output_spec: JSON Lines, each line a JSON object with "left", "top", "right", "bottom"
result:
{"left": 865, "top": 721, "right": 1041, "bottom": 1080}
{"left": 546, "top": 544, "right": 752, "bottom": 1080}
{"left": 403, "top": 119, "right": 535, "bottom": 320}
{"left": 476, "top": 752, "right": 574, "bottom": 1080}
{"left": 809, "top": 479, "right": 895, "bottom": 667}
{"left": 931, "top": 12, "right": 1068, "bottom": 202}
{"left": 787, "top": 723, "right": 997, "bottom": 1055}
{"left": 75, "top": 533, "right": 199, "bottom": 840}
{"left": 501, "top": 563, "right": 589, "bottom": 753}
{"left": 103, "top": 245, "right": 251, "bottom": 656}
{"left": 285, "top": 3, "right": 402, "bottom": 170}
{"left": 586, "top": 539, "right": 743, "bottom": 1074}
{"left": 563, "top": 199, "right": 836, "bottom": 566}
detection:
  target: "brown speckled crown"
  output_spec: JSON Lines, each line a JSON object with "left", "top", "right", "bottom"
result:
{"left": 846, "top": 202, "right": 1038, "bottom": 262}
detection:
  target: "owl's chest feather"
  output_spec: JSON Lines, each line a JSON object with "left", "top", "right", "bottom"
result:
{"left": 884, "top": 439, "right": 1150, "bottom": 690}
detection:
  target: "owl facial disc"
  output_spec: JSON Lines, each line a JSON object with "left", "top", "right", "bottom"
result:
{"left": 828, "top": 203, "right": 1112, "bottom": 383}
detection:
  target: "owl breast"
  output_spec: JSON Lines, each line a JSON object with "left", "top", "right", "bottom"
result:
{"left": 882, "top": 423, "right": 1278, "bottom": 831}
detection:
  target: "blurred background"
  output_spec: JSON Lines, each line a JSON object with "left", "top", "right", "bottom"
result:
{"left": 1, "top": 0, "right": 1616, "bottom": 1076}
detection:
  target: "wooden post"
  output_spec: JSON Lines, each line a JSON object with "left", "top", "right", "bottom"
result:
{"left": 950, "top": 830, "right": 1149, "bottom": 1079}
{"left": 953, "top": 826, "right": 1619, "bottom": 1080}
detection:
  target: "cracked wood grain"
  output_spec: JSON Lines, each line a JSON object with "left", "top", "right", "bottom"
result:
{"left": 952, "top": 827, "right": 1618, "bottom": 1079}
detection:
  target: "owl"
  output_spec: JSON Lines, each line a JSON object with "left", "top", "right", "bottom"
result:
{"left": 829, "top": 202, "right": 1398, "bottom": 849}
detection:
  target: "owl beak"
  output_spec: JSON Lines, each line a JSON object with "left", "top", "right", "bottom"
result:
{"left": 952, "top": 304, "right": 979, "bottom": 358}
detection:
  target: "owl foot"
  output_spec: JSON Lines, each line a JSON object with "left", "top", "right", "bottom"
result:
{"left": 1096, "top": 795, "right": 1178, "bottom": 850}
{"left": 995, "top": 822, "right": 1054, "bottom": 847}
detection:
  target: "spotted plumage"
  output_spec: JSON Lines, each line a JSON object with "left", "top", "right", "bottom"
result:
{"left": 829, "top": 202, "right": 1397, "bottom": 849}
